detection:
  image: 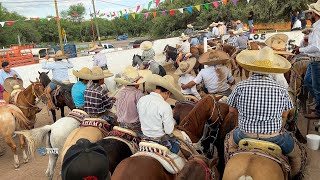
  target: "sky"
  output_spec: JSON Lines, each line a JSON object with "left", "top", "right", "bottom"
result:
{"left": 1, "top": 0, "right": 157, "bottom": 19}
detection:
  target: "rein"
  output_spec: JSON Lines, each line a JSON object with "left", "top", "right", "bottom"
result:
{"left": 18, "top": 83, "right": 45, "bottom": 109}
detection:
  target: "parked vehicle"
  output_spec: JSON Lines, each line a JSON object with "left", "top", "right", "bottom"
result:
{"left": 116, "top": 35, "right": 128, "bottom": 41}
{"left": 132, "top": 39, "right": 152, "bottom": 49}
{"left": 127, "top": 42, "right": 134, "bottom": 49}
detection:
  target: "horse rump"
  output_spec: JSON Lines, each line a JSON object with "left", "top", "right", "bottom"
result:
{"left": 158, "top": 65, "right": 167, "bottom": 77}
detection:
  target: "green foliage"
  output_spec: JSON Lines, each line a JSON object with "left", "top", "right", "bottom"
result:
{"left": 60, "top": 3, "right": 86, "bottom": 23}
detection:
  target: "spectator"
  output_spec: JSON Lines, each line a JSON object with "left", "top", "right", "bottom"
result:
{"left": 248, "top": 11, "right": 254, "bottom": 33}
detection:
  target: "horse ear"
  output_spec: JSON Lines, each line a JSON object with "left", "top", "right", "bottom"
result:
{"left": 30, "top": 80, "right": 34, "bottom": 84}
{"left": 38, "top": 71, "right": 41, "bottom": 75}
{"left": 46, "top": 71, "right": 49, "bottom": 74}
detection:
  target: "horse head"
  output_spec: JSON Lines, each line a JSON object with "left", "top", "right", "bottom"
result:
{"left": 38, "top": 71, "right": 51, "bottom": 87}
{"left": 163, "top": 44, "right": 169, "bottom": 54}
{"left": 132, "top": 54, "right": 142, "bottom": 67}
{"left": 30, "top": 80, "right": 47, "bottom": 104}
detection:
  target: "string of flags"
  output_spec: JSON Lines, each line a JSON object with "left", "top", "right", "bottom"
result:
{"left": 0, "top": 17, "right": 60, "bottom": 27}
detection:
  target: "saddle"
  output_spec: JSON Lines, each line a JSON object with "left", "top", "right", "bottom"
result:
{"left": 105, "top": 126, "right": 141, "bottom": 154}
{"left": 80, "top": 118, "right": 112, "bottom": 136}
{"left": 51, "top": 80, "right": 73, "bottom": 101}
{"left": 66, "top": 109, "right": 89, "bottom": 123}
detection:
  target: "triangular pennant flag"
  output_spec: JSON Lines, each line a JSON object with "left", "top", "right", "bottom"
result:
{"left": 124, "top": 9, "right": 127, "bottom": 14}
{"left": 145, "top": 13, "right": 149, "bottom": 19}
{"left": 213, "top": 1, "right": 219, "bottom": 8}
{"left": 247, "top": 0, "right": 250, "bottom": 3}
{"left": 170, "top": 9, "right": 175, "bottom": 16}
{"left": 34, "top": 18, "right": 40, "bottom": 21}
{"left": 195, "top": 5, "right": 201, "bottom": 11}
{"left": 128, "top": 8, "right": 133, "bottom": 13}
{"left": 137, "top": 13, "right": 142, "bottom": 19}
{"left": 187, "top": 6, "right": 193, "bottom": 13}
{"left": 161, "top": 11, "right": 166, "bottom": 15}
{"left": 232, "top": 0, "right": 237, "bottom": 6}
{"left": 73, "top": 13, "right": 78, "bottom": 17}
{"left": 6, "top": 21, "right": 15, "bottom": 25}
{"left": 136, "top": 5, "right": 140, "bottom": 12}
{"left": 152, "top": 12, "right": 157, "bottom": 18}
{"left": 222, "top": 0, "right": 228, "bottom": 6}
{"left": 178, "top": 8, "right": 183, "bottom": 13}
{"left": 120, "top": 11, "right": 123, "bottom": 16}
{"left": 40, "top": 18, "right": 46, "bottom": 22}
{"left": 97, "top": 10, "right": 100, "bottom": 14}
{"left": 131, "top": 13, "right": 136, "bottom": 19}
{"left": 0, "top": 22, "right": 5, "bottom": 27}
{"left": 148, "top": 1, "right": 152, "bottom": 10}
{"left": 125, "top": 14, "right": 129, "bottom": 20}
{"left": 204, "top": 3, "right": 209, "bottom": 10}
{"left": 112, "top": 12, "right": 116, "bottom": 17}
{"left": 47, "top": 18, "right": 51, "bottom": 21}
{"left": 155, "top": 0, "right": 160, "bottom": 7}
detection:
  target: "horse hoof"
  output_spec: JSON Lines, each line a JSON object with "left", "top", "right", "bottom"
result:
{"left": 23, "top": 159, "right": 28, "bottom": 163}
{"left": 14, "top": 164, "right": 19, "bottom": 169}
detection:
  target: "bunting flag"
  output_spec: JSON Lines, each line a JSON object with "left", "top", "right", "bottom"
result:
{"left": 178, "top": 8, "right": 183, "bottom": 13}
{"left": 47, "top": 18, "right": 52, "bottom": 21}
{"left": 204, "top": 3, "right": 209, "bottom": 10}
{"left": 187, "top": 6, "right": 193, "bottom": 13}
{"left": 161, "top": 11, "right": 166, "bottom": 15}
{"left": 131, "top": 13, "right": 136, "bottom": 19}
{"left": 195, "top": 5, "right": 201, "bottom": 11}
{"left": 145, "top": 13, "right": 149, "bottom": 19}
{"left": 124, "top": 9, "right": 127, "bottom": 14}
{"left": 34, "top": 18, "right": 40, "bottom": 21}
{"left": 170, "top": 9, "right": 175, "bottom": 16}
{"left": 97, "top": 10, "right": 100, "bottom": 15}
{"left": 0, "top": 22, "right": 5, "bottom": 27}
{"left": 120, "top": 11, "right": 123, "bottom": 16}
{"left": 40, "top": 18, "right": 46, "bottom": 22}
{"left": 137, "top": 13, "right": 142, "bottom": 19}
{"left": 136, "top": 5, "right": 140, "bottom": 12}
{"left": 72, "top": 13, "right": 78, "bottom": 17}
{"left": 155, "top": 0, "right": 160, "bottom": 7}
{"left": 147, "top": 1, "right": 152, "bottom": 10}
{"left": 232, "top": 0, "right": 237, "bottom": 6}
{"left": 247, "top": 0, "right": 250, "bottom": 3}
{"left": 222, "top": 0, "right": 228, "bottom": 5}
{"left": 125, "top": 14, "right": 129, "bottom": 20}
{"left": 6, "top": 21, "right": 15, "bottom": 25}
{"left": 213, "top": 1, "right": 219, "bottom": 8}
{"left": 152, "top": 12, "right": 157, "bottom": 18}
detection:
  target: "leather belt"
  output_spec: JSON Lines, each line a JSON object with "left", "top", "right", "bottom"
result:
{"left": 243, "top": 131, "right": 280, "bottom": 138}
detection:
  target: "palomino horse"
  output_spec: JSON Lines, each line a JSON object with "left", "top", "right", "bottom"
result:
{"left": 3, "top": 80, "right": 46, "bottom": 122}
{"left": 15, "top": 109, "right": 89, "bottom": 180}
{"left": 112, "top": 95, "right": 238, "bottom": 180}
{"left": 38, "top": 71, "right": 76, "bottom": 122}
{"left": 132, "top": 54, "right": 166, "bottom": 77}
{"left": 0, "top": 104, "right": 35, "bottom": 168}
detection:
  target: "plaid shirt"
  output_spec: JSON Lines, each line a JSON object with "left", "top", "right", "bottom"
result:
{"left": 227, "top": 36, "right": 238, "bottom": 47}
{"left": 84, "top": 83, "right": 113, "bottom": 114}
{"left": 227, "top": 74, "right": 294, "bottom": 134}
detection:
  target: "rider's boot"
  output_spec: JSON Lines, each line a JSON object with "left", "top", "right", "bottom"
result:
{"left": 45, "top": 88, "right": 55, "bottom": 110}
{"left": 288, "top": 143, "right": 303, "bottom": 178}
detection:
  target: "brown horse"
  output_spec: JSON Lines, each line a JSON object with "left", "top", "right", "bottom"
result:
{"left": 249, "top": 41, "right": 267, "bottom": 50}
{"left": 112, "top": 95, "right": 238, "bottom": 180}
{"left": 3, "top": 81, "right": 46, "bottom": 122}
{"left": 0, "top": 104, "right": 35, "bottom": 168}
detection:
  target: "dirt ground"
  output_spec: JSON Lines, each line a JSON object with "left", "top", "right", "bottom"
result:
{"left": 0, "top": 65, "right": 319, "bottom": 180}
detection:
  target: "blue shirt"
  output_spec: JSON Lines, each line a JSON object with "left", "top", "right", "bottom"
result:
{"left": 190, "top": 37, "right": 200, "bottom": 46}
{"left": 71, "top": 81, "right": 87, "bottom": 107}
{"left": 0, "top": 69, "right": 21, "bottom": 85}
{"left": 42, "top": 60, "right": 74, "bottom": 82}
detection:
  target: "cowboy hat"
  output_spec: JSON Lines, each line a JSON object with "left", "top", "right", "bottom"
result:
{"left": 72, "top": 67, "right": 92, "bottom": 80}
{"left": 210, "top": 22, "right": 218, "bottom": 27}
{"left": 236, "top": 20, "right": 242, "bottom": 24}
{"left": 187, "top": 24, "right": 193, "bottom": 28}
{"left": 228, "top": 29, "right": 236, "bottom": 34}
{"left": 174, "top": 57, "right": 196, "bottom": 76}
{"left": 218, "top": 22, "right": 224, "bottom": 25}
{"left": 114, "top": 66, "right": 152, "bottom": 86}
{"left": 49, "top": 50, "right": 68, "bottom": 60}
{"left": 140, "top": 41, "right": 153, "bottom": 51}
{"left": 89, "top": 66, "right": 113, "bottom": 80}
{"left": 145, "top": 74, "right": 185, "bottom": 101}
{"left": 199, "top": 50, "right": 230, "bottom": 65}
{"left": 302, "top": 28, "right": 313, "bottom": 34}
{"left": 89, "top": 45, "right": 104, "bottom": 53}
{"left": 304, "top": 0, "right": 320, "bottom": 17}
{"left": 179, "top": 33, "right": 190, "bottom": 41}
{"left": 236, "top": 46, "right": 291, "bottom": 74}
{"left": 3, "top": 77, "right": 23, "bottom": 93}
{"left": 235, "top": 28, "right": 248, "bottom": 35}
{"left": 265, "top": 34, "right": 294, "bottom": 55}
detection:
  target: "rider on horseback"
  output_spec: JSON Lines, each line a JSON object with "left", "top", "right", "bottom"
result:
{"left": 90, "top": 45, "right": 109, "bottom": 70}
{"left": 225, "top": 47, "right": 304, "bottom": 178}
{"left": 71, "top": 68, "right": 92, "bottom": 110}
{"left": 43, "top": 51, "right": 74, "bottom": 110}
{"left": 139, "top": 41, "right": 155, "bottom": 70}
{"left": 176, "top": 34, "right": 192, "bottom": 65}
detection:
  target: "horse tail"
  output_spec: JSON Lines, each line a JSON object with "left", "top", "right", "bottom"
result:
{"left": 238, "top": 175, "right": 253, "bottom": 180}
{"left": 158, "top": 65, "right": 167, "bottom": 77}
{"left": 15, "top": 125, "right": 52, "bottom": 158}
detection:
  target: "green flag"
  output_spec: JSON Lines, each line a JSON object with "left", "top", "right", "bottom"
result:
{"left": 120, "top": 11, "right": 123, "bottom": 16}
{"left": 137, "top": 13, "right": 142, "bottom": 19}
{"left": 204, "top": 3, "right": 209, "bottom": 10}
{"left": 148, "top": 1, "right": 152, "bottom": 10}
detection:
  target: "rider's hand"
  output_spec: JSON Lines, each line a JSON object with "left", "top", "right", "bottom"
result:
{"left": 45, "top": 55, "right": 50, "bottom": 60}
{"left": 12, "top": 74, "right": 17, "bottom": 79}
{"left": 181, "top": 84, "right": 187, "bottom": 90}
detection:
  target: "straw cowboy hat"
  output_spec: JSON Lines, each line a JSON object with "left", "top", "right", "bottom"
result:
{"left": 187, "top": 24, "right": 193, "bottom": 28}
{"left": 4, "top": 77, "right": 23, "bottom": 93}
{"left": 179, "top": 33, "right": 190, "bottom": 41}
{"left": 140, "top": 41, "right": 153, "bottom": 51}
{"left": 72, "top": 67, "right": 93, "bottom": 80}
{"left": 199, "top": 50, "right": 230, "bottom": 66}
{"left": 236, "top": 20, "right": 242, "bottom": 24}
{"left": 145, "top": 74, "right": 185, "bottom": 101}
{"left": 218, "top": 22, "right": 224, "bottom": 25}
{"left": 174, "top": 57, "right": 197, "bottom": 76}
{"left": 236, "top": 46, "right": 291, "bottom": 74}
{"left": 49, "top": 50, "right": 68, "bottom": 60}
{"left": 210, "top": 22, "right": 218, "bottom": 27}
{"left": 89, "top": 66, "right": 113, "bottom": 80}
{"left": 114, "top": 66, "right": 152, "bottom": 85}
{"left": 305, "top": 0, "right": 320, "bottom": 16}
{"left": 89, "top": 45, "right": 104, "bottom": 53}
{"left": 265, "top": 34, "right": 293, "bottom": 55}
{"left": 235, "top": 28, "right": 248, "bottom": 35}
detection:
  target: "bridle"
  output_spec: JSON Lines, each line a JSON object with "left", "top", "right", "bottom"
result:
{"left": 189, "top": 156, "right": 215, "bottom": 180}
{"left": 20, "top": 82, "right": 46, "bottom": 108}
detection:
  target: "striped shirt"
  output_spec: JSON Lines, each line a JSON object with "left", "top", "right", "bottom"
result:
{"left": 227, "top": 74, "right": 294, "bottom": 134}
{"left": 84, "top": 83, "right": 113, "bottom": 114}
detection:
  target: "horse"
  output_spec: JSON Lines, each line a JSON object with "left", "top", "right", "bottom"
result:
{"left": 111, "top": 95, "right": 238, "bottom": 180}
{"left": 132, "top": 54, "right": 166, "bottom": 77}
{"left": 249, "top": 41, "right": 267, "bottom": 50}
{"left": 38, "top": 71, "right": 76, "bottom": 122}
{"left": 3, "top": 80, "right": 46, "bottom": 122}
{"left": 0, "top": 104, "right": 36, "bottom": 168}
{"left": 14, "top": 109, "right": 89, "bottom": 180}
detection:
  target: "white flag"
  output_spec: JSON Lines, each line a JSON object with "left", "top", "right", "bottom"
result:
{"left": 178, "top": 8, "right": 183, "bottom": 14}
{"left": 0, "top": 22, "right": 5, "bottom": 27}
{"left": 247, "top": 0, "right": 250, "bottom": 3}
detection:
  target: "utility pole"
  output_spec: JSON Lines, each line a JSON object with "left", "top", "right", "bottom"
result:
{"left": 54, "top": 0, "right": 64, "bottom": 54}
{"left": 89, "top": 9, "right": 96, "bottom": 45}
{"left": 91, "top": 0, "right": 102, "bottom": 46}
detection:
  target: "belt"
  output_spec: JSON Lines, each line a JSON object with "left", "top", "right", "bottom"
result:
{"left": 243, "top": 131, "right": 280, "bottom": 138}
{"left": 310, "top": 57, "right": 320, "bottom": 62}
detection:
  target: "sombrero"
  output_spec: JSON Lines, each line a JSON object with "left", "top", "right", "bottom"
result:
{"left": 89, "top": 45, "right": 104, "bottom": 53}
{"left": 304, "top": 0, "right": 320, "bottom": 17}
{"left": 235, "top": 28, "right": 248, "bottom": 35}
{"left": 140, "top": 41, "right": 153, "bottom": 51}
{"left": 179, "top": 33, "right": 190, "bottom": 41}
{"left": 198, "top": 50, "right": 230, "bottom": 65}
{"left": 236, "top": 20, "right": 242, "bottom": 24}
{"left": 210, "top": 22, "right": 218, "bottom": 27}
{"left": 89, "top": 66, "right": 113, "bottom": 80}
{"left": 265, "top": 34, "right": 294, "bottom": 55}
{"left": 174, "top": 57, "right": 196, "bottom": 76}
{"left": 302, "top": 28, "right": 313, "bottom": 34}
{"left": 187, "top": 24, "right": 193, "bottom": 28}
{"left": 4, "top": 77, "right": 23, "bottom": 93}
{"left": 145, "top": 74, "right": 185, "bottom": 101}
{"left": 114, "top": 66, "right": 152, "bottom": 85}
{"left": 49, "top": 50, "right": 68, "bottom": 60}
{"left": 236, "top": 46, "right": 291, "bottom": 74}
{"left": 72, "top": 67, "right": 93, "bottom": 80}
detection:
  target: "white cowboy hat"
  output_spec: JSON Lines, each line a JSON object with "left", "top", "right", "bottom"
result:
{"left": 236, "top": 20, "right": 242, "bottom": 24}
{"left": 89, "top": 66, "right": 114, "bottom": 80}
{"left": 49, "top": 50, "right": 68, "bottom": 60}
{"left": 3, "top": 77, "right": 23, "bottom": 93}
{"left": 72, "top": 67, "right": 93, "bottom": 80}
{"left": 304, "top": 0, "right": 320, "bottom": 16}
{"left": 174, "top": 57, "right": 196, "bottom": 76}
{"left": 114, "top": 66, "right": 152, "bottom": 86}
{"left": 187, "top": 24, "right": 193, "bottom": 28}
{"left": 89, "top": 45, "right": 104, "bottom": 53}
{"left": 235, "top": 28, "right": 248, "bottom": 35}
{"left": 302, "top": 28, "right": 313, "bottom": 34}
{"left": 145, "top": 74, "right": 185, "bottom": 101}
{"left": 265, "top": 34, "right": 294, "bottom": 56}
{"left": 209, "top": 22, "right": 218, "bottom": 27}
{"left": 236, "top": 46, "right": 291, "bottom": 74}
{"left": 179, "top": 33, "right": 190, "bottom": 41}
{"left": 199, "top": 50, "right": 230, "bottom": 65}
{"left": 140, "top": 41, "right": 153, "bottom": 51}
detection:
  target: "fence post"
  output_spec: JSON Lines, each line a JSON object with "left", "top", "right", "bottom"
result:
{"left": 204, "top": 37, "right": 208, "bottom": 53}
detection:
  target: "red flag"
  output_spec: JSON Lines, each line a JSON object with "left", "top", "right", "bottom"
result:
{"left": 6, "top": 21, "right": 15, "bottom": 25}
{"left": 73, "top": 13, "right": 78, "bottom": 17}
{"left": 112, "top": 12, "right": 116, "bottom": 17}
{"left": 155, "top": 0, "right": 160, "bottom": 7}
{"left": 169, "top": 9, "right": 175, "bottom": 16}
{"left": 213, "top": 1, "right": 219, "bottom": 8}
{"left": 97, "top": 10, "right": 100, "bottom": 14}
{"left": 136, "top": 5, "right": 140, "bottom": 12}
{"left": 34, "top": 18, "right": 40, "bottom": 21}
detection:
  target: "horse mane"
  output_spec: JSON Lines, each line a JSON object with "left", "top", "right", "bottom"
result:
{"left": 39, "top": 72, "right": 51, "bottom": 87}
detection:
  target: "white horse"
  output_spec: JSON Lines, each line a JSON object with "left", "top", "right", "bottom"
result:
{"left": 15, "top": 109, "right": 88, "bottom": 180}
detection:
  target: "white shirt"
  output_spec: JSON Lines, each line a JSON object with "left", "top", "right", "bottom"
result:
{"left": 179, "top": 41, "right": 190, "bottom": 54}
{"left": 178, "top": 74, "right": 201, "bottom": 99}
{"left": 270, "top": 74, "right": 289, "bottom": 89}
{"left": 300, "top": 20, "right": 320, "bottom": 57}
{"left": 212, "top": 27, "right": 219, "bottom": 37}
{"left": 137, "top": 92, "right": 176, "bottom": 138}
{"left": 292, "top": 19, "right": 302, "bottom": 29}
{"left": 193, "top": 65, "right": 234, "bottom": 93}
{"left": 93, "top": 52, "right": 107, "bottom": 67}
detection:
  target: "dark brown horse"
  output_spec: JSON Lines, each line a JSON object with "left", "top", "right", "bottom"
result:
{"left": 112, "top": 95, "right": 238, "bottom": 180}
{"left": 38, "top": 71, "right": 76, "bottom": 122}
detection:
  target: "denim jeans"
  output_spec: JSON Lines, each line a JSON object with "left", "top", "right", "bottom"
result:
{"left": 161, "top": 140, "right": 180, "bottom": 154}
{"left": 233, "top": 128, "right": 295, "bottom": 155}
{"left": 304, "top": 61, "right": 320, "bottom": 116}
{"left": 248, "top": 20, "right": 253, "bottom": 33}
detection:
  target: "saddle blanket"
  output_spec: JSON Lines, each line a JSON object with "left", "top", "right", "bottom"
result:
{"left": 0, "top": 100, "right": 7, "bottom": 106}
{"left": 66, "top": 109, "right": 89, "bottom": 123}
{"left": 80, "top": 118, "right": 112, "bottom": 136}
